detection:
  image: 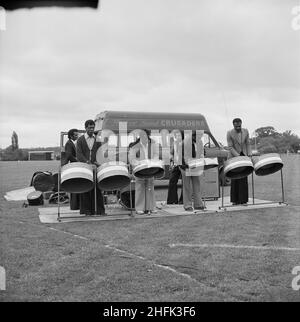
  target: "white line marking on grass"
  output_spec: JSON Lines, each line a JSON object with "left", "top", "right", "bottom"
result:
{"left": 103, "top": 244, "right": 202, "bottom": 285}
{"left": 13, "top": 220, "right": 211, "bottom": 286}
{"left": 169, "top": 243, "right": 300, "bottom": 252}
{"left": 47, "top": 227, "right": 89, "bottom": 241}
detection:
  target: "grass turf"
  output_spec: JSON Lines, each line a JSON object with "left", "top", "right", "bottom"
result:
{"left": 0, "top": 156, "right": 300, "bottom": 301}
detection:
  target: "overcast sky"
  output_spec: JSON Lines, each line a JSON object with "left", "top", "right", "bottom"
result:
{"left": 0, "top": 0, "right": 299, "bottom": 148}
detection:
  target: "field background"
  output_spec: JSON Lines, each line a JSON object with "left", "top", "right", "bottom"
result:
{"left": 0, "top": 155, "right": 299, "bottom": 301}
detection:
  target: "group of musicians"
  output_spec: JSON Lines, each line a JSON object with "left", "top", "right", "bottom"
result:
{"left": 62, "top": 117, "right": 251, "bottom": 216}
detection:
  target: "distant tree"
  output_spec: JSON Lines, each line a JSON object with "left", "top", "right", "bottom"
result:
{"left": 255, "top": 126, "right": 279, "bottom": 138}
{"left": 11, "top": 131, "right": 19, "bottom": 150}
{"left": 254, "top": 127, "right": 300, "bottom": 154}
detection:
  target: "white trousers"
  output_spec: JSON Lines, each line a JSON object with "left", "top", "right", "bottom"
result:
{"left": 134, "top": 177, "right": 155, "bottom": 212}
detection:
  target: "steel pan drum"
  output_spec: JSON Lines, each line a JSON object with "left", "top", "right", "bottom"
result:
{"left": 252, "top": 153, "right": 283, "bottom": 176}
{"left": 97, "top": 161, "right": 130, "bottom": 191}
{"left": 133, "top": 159, "right": 164, "bottom": 179}
{"left": 186, "top": 158, "right": 205, "bottom": 176}
{"left": 204, "top": 157, "right": 219, "bottom": 170}
{"left": 224, "top": 156, "right": 253, "bottom": 179}
{"left": 60, "top": 162, "right": 94, "bottom": 193}
{"left": 187, "top": 158, "right": 205, "bottom": 169}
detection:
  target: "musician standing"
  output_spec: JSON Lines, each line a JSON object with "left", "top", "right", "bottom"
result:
{"left": 129, "top": 129, "right": 160, "bottom": 215}
{"left": 167, "top": 130, "right": 183, "bottom": 204}
{"left": 76, "top": 120, "right": 106, "bottom": 216}
{"left": 179, "top": 131, "right": 205, "bottom": 211}
{"left": 62, "top": 128, "right": 80, "bottom": 210}
{"left": 226, "top": 118, "right": 252, "bottom": 205}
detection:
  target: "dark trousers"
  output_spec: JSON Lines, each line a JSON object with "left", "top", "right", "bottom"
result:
{"left": 70, "top": 193, "right": 80, "bottom": 210}
{"left": 230, "top": 177, "right": 248, "bottom": 204}
{"left": 79, "top": 186, "right": 105, "bottom": 215}
{"left": 167, "top": 166, "right": 183, "bottom": 204}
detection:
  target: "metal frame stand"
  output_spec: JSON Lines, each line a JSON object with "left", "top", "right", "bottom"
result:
{"left": 128, "top": 165, "right": 134, "bottom": 217}
{"left": 219, "top": 168, "right": 288, "bottom": 211}
{"left": 57, "top": 130, "right": 106, "bottom": 222}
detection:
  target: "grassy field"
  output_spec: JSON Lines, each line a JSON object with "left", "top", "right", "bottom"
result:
{"left": 0, "top": 156, "right": 300, "bottom": 302}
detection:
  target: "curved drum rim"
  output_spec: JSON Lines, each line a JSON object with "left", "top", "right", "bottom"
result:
{"left": 224, "top": 157, "right": 254, "bottom": 179}
{"left": 252, "top": 154, "right": 283, "bottom": 176}
{"left": 97, "top": 163, "right": 130, "bottom": 191}
{"left": 204, "top": 157, "right": 219, "bottom": 170}
{"left": 133, "top": 159, "right": 164, "bottom": 179}
{"left": 60, "top": 162, "right": 94, "bottom": 193}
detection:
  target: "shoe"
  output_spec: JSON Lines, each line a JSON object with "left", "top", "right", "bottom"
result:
{"left": 150, "top": 210, "right": 158, "bottom": 214}
{"left": 184, "top": 207, "right": 193, "bottom": 211}
{"left": 136, "top": 211, "right": 144, "bottom": 215}
{"left": 194, "top": 206, "right": 205, "bottom": 211}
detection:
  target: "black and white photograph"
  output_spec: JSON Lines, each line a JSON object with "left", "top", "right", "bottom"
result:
{"left": 0, "top": 0, "right": 300, "bottom": 307}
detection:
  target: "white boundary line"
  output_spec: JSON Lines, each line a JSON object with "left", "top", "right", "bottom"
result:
{"left": 169, "top": 243, "right": 300, "bottom": 252}
{"left": 17, "top": 220, "right": 203, "bottom": 286}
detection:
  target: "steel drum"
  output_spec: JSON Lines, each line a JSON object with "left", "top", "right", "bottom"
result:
{"left": 60, "top": 162, "right": 94, "bottom": 193}
{"left": 252, "top": 153, "right": 283, "bottom": 176}
{"left": 185, "top": 158, "right": 205, "bottom": 176}
{"left": 224, "top": 156, "right": 253, "bottom": 179}
{"left": 133, "top": 159, "right": 164, "bottom": 179}
{"left": 204, "top": 157, "right": 219, "bottom": 170}
{"left": 97, "top": 161, "right": 131, "bottom": 191}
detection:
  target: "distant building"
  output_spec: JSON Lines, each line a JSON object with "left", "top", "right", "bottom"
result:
{"left": 28, "top": 151, "right": 54, "bottom": 161}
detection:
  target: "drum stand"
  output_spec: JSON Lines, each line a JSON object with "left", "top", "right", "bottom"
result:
{"left": 57, "top": 164, "right": 62, "bottom": 222}
{"left": 249, "top": 168, "right": 287, "bottom": 207}
{"left": 128, "top": 165, "right": 134, "bottom": 217}
{"left": 219, "top": 168, "right": 288, "bottom": 211}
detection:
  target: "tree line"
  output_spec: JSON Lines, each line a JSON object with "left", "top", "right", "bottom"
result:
{"left": 1, "top": 127, "right": 299, "bottom": 161}
{"left": 250, "top": 126, "right": 300, "bottom": 154}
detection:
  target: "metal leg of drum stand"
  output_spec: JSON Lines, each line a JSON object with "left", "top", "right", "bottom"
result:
{"left": 129, "top": 180, "right": 134, "bottom": 217}
{"left": 145, "top": 179, "right": 148, "bottom": 215}
{"left": 94, "top": 168, "right": 98, "bottom": 215}
{"left": 219, "top": 170, "right": 225, "bottom": 210}
{"left": 57, "top": 167, "right": 61, "bottom": 222}
{"left": 202, "top": 170, "right": 206, "bottom": 210}
{"left": 280, "top": 168, "right": 286, "bottom": 205}
{"left": 251, "top": 172, "right": 255, "bottom": 205}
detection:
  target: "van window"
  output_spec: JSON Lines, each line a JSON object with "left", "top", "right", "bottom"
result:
{"left": 202, "top": 133, "right": 216, "bottom": 148}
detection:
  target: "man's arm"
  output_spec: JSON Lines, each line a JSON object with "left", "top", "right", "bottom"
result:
{"left": 65, "top": 141, "right": 77, "bottom": 163}
{"left": 226, "top": 130, "right": 239, "bottom": 157}
{"left": 245, "top": 129, "right": 252, "bottom": 157}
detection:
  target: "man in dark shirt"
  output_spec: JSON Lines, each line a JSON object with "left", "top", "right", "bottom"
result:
{"left": 62, "top": 128, "right": 80, "bottom": 210}
{"left": 76, "top": 120, "right": 105, "bottom": 216}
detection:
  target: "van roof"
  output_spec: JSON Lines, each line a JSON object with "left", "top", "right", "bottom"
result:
{"left": 94, "top": 110, "right": 211, "bottom": 133}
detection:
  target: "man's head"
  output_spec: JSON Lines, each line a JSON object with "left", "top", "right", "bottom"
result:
{"left": 68, "top": 128, "right": 79, "bottom": 141}
{"left": 233, "top": 118, "right": 242, "bottom": 133}
{"left": 84, "top": 120, "right": 95, "bottom": 137}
